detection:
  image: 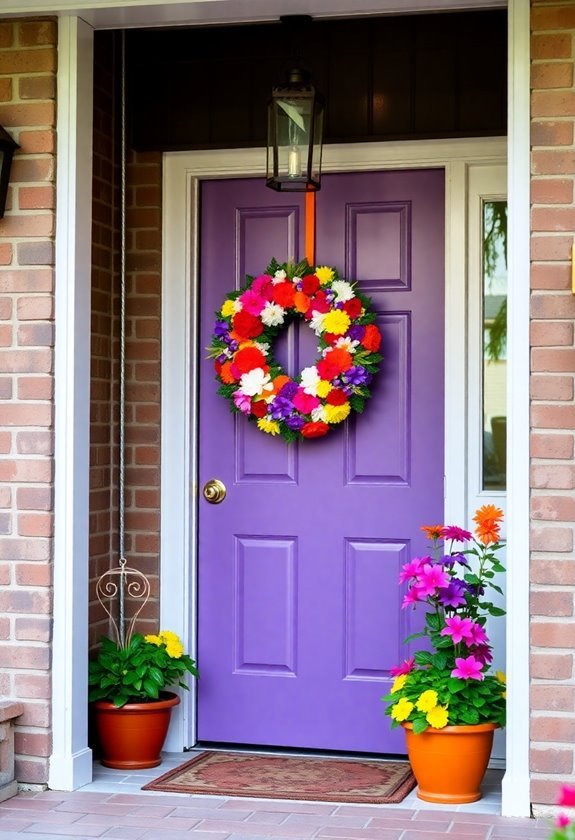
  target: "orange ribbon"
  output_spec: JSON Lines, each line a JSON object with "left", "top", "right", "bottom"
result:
{"left": 305, "top": 191, "right": 316, "bottom": 267}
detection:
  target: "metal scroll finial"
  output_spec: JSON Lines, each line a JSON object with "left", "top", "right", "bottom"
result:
{"left": 96, "top": 565, "right": 151, "bottom": 648}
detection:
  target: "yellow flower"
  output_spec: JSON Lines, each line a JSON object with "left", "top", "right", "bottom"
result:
{"left": 160, "top": 630, "right": 179, "bottom": 642}
{"left": 257, "top": 418, "right": 280, "bottom": 436}
{"left": 416, "top": 690, "right": 438, "bottom": 713}
{"left": 502, "top": 691, "right": 507, "bottom": 699}
{"left": 144, "top": 634, "right": 161, "bottom": 646}
{"left": 221, "top": 299, "right": 236, "bottom": 317}
{"left": 496, "top": 670, "right": 506, "bottom": 684}
{"left": 426, "top": 705, "right": 449, "bottom": 729}
{"left": 391, "top": 674, "right": 407, "bottom": 693}
{"left": 390, "top": 697, "right": 414, "bottom": 722}
{"left": 165, "top": 640, "right": 184, "bottom": 659}
{"left": 322, "top": 310, "right": 351, "bottom": 336}
{"left": 315, "top": 266, "right": 334, "bottom": 285}
{"left": 323, "top": 403, "right": 351, "bottom": 424}
{"left": 316, "top": 380, "right": 332, "bottom": 398}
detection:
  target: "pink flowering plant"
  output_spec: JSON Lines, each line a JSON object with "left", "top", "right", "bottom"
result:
{"left": 551, "top": 785, "right": 575, "bottom": 838}
{"left": 382, "top": 506, "right": 506, "bottom": 733}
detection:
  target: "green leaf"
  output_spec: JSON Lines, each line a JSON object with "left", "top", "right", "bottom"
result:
{"left": 425, "top": 612, "right": 441, "bottom": 631}
{"left": 487, "top": 605, "right": 506, "bottom": 617}
{"left": 412, "top": 717, "right": 429, "bottom": 734}
{"left": 414, "top": 651, "right": 433, "bottom": 666}
{"left": 432, "top": 652, "right": 447, "bottom": 671}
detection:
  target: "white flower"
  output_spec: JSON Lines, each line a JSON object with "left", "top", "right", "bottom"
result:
{"left": 253, "top": 340, "right": 270, "bottom": 356}
{"left": 261, "top": 302, "right": 285, "bottom": 327}
{"left": 300, "top": 366, "right": 320, "bottom": 396}
{"left": 239, "top": 368, "right": 273, "bottom": 397}
{"left": 333, "top": 337, "right": 360, "bottom": 354}
{"left": 331, "top": 280, "right": 354, "bottom": 303}
{"left": 310, "top": 310, "right": 327, "bottom": 335}
{"left": 273, "top": 269, "right": 287, "bottom": 284}
{"left": 292, "top": 275, "right": 302, "bottom": 285}
{"left": 233, "top": 298, "right": 243, "bottom": 313}
{"left": 311, "top": 406, "right": 327, "bottom": 423}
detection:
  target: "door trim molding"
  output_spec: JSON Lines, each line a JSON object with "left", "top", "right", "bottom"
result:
{"left": 161, "top": 137, "right": 507, "bottom": 755}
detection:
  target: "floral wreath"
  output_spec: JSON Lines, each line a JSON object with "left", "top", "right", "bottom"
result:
{"left": 209, "top": 258, "right": 382, "bottom": 441}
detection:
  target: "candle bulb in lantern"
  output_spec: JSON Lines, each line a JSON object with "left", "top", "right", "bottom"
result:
{"left": 288, "top": 146, "right": 301, "bottom": 177}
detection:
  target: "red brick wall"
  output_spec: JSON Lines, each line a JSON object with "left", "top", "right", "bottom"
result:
{"left": 530, "top": 0, "right": 575, "bottom": 808}
{"left": 89, "top": 31, "right": 162, "bottom": 645}
{"left": 0, "top": 18, "right": 56, "bottom": 785}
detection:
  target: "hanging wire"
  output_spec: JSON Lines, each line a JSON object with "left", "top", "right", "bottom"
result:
{"left": 118, "top": 28, "right": 128, "bottom": 645}
{"left": 95, "top": 30, "right": 151, "bottom": 649}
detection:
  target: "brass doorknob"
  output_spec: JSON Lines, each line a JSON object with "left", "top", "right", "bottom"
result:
{"left": 203, "top": 478, "right": 226, "bottom": 504}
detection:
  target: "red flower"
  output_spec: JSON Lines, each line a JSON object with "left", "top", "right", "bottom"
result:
{"left": 301, "top": 421, "right": 330, "bottom": 438}
{"left": 271, "top": 282, "right": 296, "bottom": 309}
{"left": 301, "top": 274, "right": 320, "bottom": 296}
{"left": 343, "top": 298, "right": 362, "bottom": 319}
{"left": 361, "top": 323, "right": 381, "bottom": 352}
{"left": 214, "top": 360, "right": 222, "bottom": 375}
{"left": 326, "top": 348, "right": 353, "bottom": 373}
{"left": 316, "top": 358, "right": 340, "bottom": 381}
{"left": 233, "top": 346, "right": 267, "bottom": 374}
{"left": 322, "top": 332, "right": 339, "bottom": 346}
{"left": 251, "top": 400, "right": 268, "bottom": 418}
{"left": 305, "top": 291, "right": 331, "bottom": 319}
{"left": 558, "top": 785, "right": 575, "bottom": 807}
{"left": 233, "top": 310, "right": 264, "bottom": 339}
{"left": 326, "top": 388, "right": 348, "bottom": 406}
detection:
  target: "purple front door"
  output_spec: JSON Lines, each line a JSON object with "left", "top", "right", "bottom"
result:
{"left": 197, "top": 170, "right": 444, "bottom": 754}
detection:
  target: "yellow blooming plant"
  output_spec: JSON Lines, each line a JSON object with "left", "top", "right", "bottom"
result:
{"left": 89, "top": 629, "right": 198, "bottom": 708}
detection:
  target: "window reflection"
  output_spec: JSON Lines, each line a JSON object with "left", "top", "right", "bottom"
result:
{"left": 482, "top": 200, "right": 507, "bottom": 491}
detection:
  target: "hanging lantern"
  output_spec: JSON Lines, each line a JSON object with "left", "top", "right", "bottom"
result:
{"left": 0, "top": 125, "right": 18, "bottom": 218}
{"left": 266, "top": 68, "right": 325, "bottom": 192}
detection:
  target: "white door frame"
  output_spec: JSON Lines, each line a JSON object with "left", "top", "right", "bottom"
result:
{"left": 47, "top": 0, "right": 530, "bottom": 816}
{"left": 160, "top": 135, "right": 510, "bottom": 762}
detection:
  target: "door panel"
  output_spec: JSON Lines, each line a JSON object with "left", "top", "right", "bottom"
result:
{"left": 197, "top": 170, "right": 444, "bottom": 753}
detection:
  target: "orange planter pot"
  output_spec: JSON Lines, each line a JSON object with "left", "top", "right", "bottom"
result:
{"left": 93, "top": 692, "right": 180, "bottom": 769}
{"left": 402, "top": 722, "right": 497, "bottom": 804}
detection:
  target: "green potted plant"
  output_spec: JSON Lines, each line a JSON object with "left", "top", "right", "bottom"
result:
{"left": 382, "top": 505, "right": 506, "bottom": 804}
{"left": 89, "top": 629, "right": 198, "bottom": 769}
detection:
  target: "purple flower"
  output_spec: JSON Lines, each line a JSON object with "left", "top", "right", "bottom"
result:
{"left": 438, "top": 581, "right": 467, "bottom": 608}
{"left": 279, "top": 380, "right": 299, "bottom": 400}
{"left": 270, "top": 396, "right": 294, "bottom": 420}
{"left": 285, "top": 415, "right": 305, "bottom": 431}
{"left": 217, "top": 353, "right": 229, "bottom": 364}
{"left": 449, "top": 552, "right": 470, "bottom": 568}
{"left": 342, "top": 365, "right": 371, "bottom": 387}
{"left": 347, "top": 325, "right": 365, "bottom": 342}
{"left": 213, "top": 320, "right": 229, "bottom": 339}
{"left": 472, "top": 644, "right": 493, "bottom": 665}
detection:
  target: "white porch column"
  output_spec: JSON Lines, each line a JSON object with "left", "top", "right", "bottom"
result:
{"left": 49, "top": 15, "right": 94, "bottom": 791}
{"left": 502, "top": 0, "right": 531, "bottom": 818}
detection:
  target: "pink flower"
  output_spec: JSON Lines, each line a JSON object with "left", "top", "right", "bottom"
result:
{"left": 390, "top": 658, "right": 415, "bottom": 677}
{"left": 558, "top": 785, "right": 575, "bottom": 807}
{"left": 399, "top": 557, "right": 426, "bottom": 583}
{"left": 451, "top": 655, "right": 485, "bottom": 681}
{"left": 401, "top": 587, "right": 424, "bottom": 609}
{"left": 556, "top": 814, "right": 571, "bottom": 828}
{"left": 468, "top": 623, "right": 488, "bottom": 646}
{"left": 251, "top": 274, "right": 274, "bottom": 298}
{"left": 416, "top": 563, "right": 450, "bottom": 597}
{"left": 233, "top": 391, "right": 252, "bottom": 414}
{"left": 441, "top": 525, "right": 473, "bottom": 542}
{"left": 293, "top": 389, "right": 321, "bottom": 414}
{"left": 239, "top": 289, "right": 266, "bottom": 316}
{"left": 441, "top": 616, "right": 476, "bottom": 644}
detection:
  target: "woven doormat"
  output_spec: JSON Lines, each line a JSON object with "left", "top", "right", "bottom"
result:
{"left": 143, "top": 751, "right": 415, "bottom": 804}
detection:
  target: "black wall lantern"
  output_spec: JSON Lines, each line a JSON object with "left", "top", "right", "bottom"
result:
{"left": 0, "top": 125, "right": 18, "bottom": 218}
{"left": 266, "top": 66, "right": 325, "bottom": 192}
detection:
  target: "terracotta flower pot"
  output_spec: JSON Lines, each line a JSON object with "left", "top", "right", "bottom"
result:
{"left": 93, "top": 692, "right": 180, "bottom": 769}
{"left": 402, "top": 722, "right": 497, "bottom": 804}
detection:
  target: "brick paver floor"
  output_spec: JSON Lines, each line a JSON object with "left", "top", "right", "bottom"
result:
{"left": 0, "top": 756, "right": 550, "bottom": 840}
